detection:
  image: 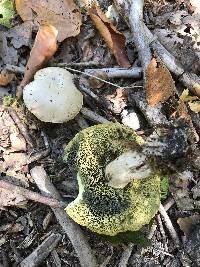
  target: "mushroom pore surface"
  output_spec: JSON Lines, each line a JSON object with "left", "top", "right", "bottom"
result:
{"left": 63, "top": 123, "right": 161, "bottom": 236}
{"left": 23, "top": 67, "right": 83, "bottom": 123}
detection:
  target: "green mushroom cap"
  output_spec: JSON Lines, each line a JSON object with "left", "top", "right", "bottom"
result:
{"left": 63, "top": 123, "right": 160, "bottom": 236}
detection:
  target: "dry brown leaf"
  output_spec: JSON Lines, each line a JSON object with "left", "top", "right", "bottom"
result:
{"left": 106, "top": 88, "right": 128, "bottom": 114}
{"left": 89, "top": 2, "right": 130, "bottom": 67}
{"left": 177, "top": 214, "right": 200, "bottom": 236}
{"left": 15, "top": 0, "right": 82, "bottom": 42}
{"left": 16, "top": 24, "right": 58, "bottom": 99}
{"left": 146, "top": 58, "right": 175, "bottom": 106}
{"left": 0, "top": 70, "right": 15, "bottom": 86}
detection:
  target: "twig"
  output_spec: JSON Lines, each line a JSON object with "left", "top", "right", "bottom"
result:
{"left": 51, "top": 61, "right": 101, "bottom": 68}
{"left": 156, "top": 214, "right": 166, "bottom": 240}
{"left": 27, "top": 149, "right": 50, "bottom": 164}
{"left": 20, "top": 233, "right": 62, "bottom": 267}
{"left": 118, "top": 243, "right": 134, "bottom": 267}
{"left": 7, "top": 107, "right": 34, "bottom": 148}
{"left": 85, "top": 67, "right": 142, "bottom": 79}
{"left": 148, "top": 224, "right": 157, "bottom": 240}
{"left": 159, "top": 203, "right": 181, "bottom": 247}
{"left": 81, "top": 107, "right": 110, "bottom": 124}
{"left": 129, "top": 0, "right": 152, "bottom": 74}
{"left": 0, "top": 180, "right": 64, "bottom": 208}
{"left": 30, "top": 166, "right": 98, "bottom": 267}
{"left": 163, "top": 197, "right": 175, "bottom": 211}
{"left": 61, "top": 66, "right": 142, "bottom": 89}
{"left": 51, "top": 249, "right": 61, "bottom": 267}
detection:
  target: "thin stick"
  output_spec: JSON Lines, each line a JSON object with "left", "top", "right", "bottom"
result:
{"left": 30, "top": 166, "right": 98, "bottom": 267}
{"left": 129, "top": 0, "right": 152, "bottom": 74}
{"left": 61, "top": 66, "right": 142, "bottom": 89}
{"left": 118, "top": 243, "right": 134, "bottom": 267}
{"left": 52, "top": 61, "right": 101, "bottom": 68}
{"left": 81, "top": 107, "right": 110, "bottom": 124}
{"left": 159, "top": 203, "right": 181, "bottom": 247}
{"left": 20, "top": 233, "right": 62, "bottom": 267}
{"left": 85, "top": 67, "right": 142, "bottom": 79}
{"left": 163, "top": 197, "right": 175, "bottom": 211}
{"left": 0, "top": 180, "right": 64, "bottom": 208}
{"left": 7, "top": 107, "right": 34, "bottom": 148}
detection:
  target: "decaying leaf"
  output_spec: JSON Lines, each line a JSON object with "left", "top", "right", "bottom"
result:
{"left": 6, "top": 21, "right": 32, "bottom": 49}
{"left": 193, "top": 83, "right": 200, "bottom": 98}
{"left": 0, "top": 70, "right": 15, "bottom": 86}
{"left": 16, "top": 24, "right": 58, "bottom": 99}
{"left": 180, "top": 89, "right": 198, "bottom": 102}
{"left": 180, "top": 88, "right": 200, "bottom": 113}
{"left": 106, "top": 88, "right": 128, "bottom": 114}
{"left": 89, "top": 2, "right": 130, "bottom": 67}
{"left": 15, "top": 0, "right": 82, "bottom": 42}
{"left": 188, "top": 101, "right": 200, "bottom": 113}
{"left": 0, "top": 188, "right": 27, "bottom": 209}
{"left": 146, "top": 58, "right": 175, "bottom": 106}
{"left": 177, "top": 214, "right": 200, "bottom": 236}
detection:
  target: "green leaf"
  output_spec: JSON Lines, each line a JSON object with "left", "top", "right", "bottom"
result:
{"left": 160, "top": 176, "right": 169, "bottom": 200}
{"left": 0, "top": 0, "right": 16, "bottom": 28}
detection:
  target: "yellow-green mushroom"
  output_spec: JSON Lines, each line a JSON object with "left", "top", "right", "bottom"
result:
{"left": 63, "top": 123, "right": 161, "bottom": 236}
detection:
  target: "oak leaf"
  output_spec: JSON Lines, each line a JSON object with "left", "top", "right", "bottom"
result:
{"left": 146, "top": 58, "right": 175, "bottom": 106}
{"left": 89, "top": 2, "right": 130, "bottom": 68}
{"left": 15, "top": 0, "right": 82, "bottom": 42}
{"left": 16, "top": 24, "right": 58, "bottom": 99}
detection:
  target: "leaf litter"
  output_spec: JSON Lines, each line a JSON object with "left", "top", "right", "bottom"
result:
{"left": 15, "top": 0, "right": 82, "bottom": 42}
{"left": 0, "top": 0, "right": 200, "bottom": 266}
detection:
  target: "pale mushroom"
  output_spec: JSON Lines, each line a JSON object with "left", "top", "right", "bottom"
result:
{"left": 23, "top": 67, "right": 83, "bottom": 123}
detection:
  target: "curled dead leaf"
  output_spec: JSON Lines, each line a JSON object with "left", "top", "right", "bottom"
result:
{"left": 0, "top": 70, "right": 15, "bottom": 86}
{"left": 16, "top": 24, "right": 58, "bottom": 99}
{"left": 89, "top": 2, "right": 130, "bottom": 68}
{"left": 15, "top": 0, "right": 82, "bottom": 42}
{"left": 146, "top": 58, "right": 175, "bottom": 106}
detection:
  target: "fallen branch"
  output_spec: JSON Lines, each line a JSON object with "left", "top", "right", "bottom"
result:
{"left": 20, "top": 233, "right": 61, "bottom": 267}
{"left": 30, "top": 166, "right": 98, "bottom": 267}
{"left": 85, "top": 67, "right": 142, "bottom": 79}
{"left": 129, "top": 0, "right": 152, "bottom": 74}
{"left": 0, "top": 180, "right": 64, "bottom": 208}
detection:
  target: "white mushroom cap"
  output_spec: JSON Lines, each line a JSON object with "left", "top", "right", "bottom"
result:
{"left": 23, "top": 67, "right": 83, "bottom": 123}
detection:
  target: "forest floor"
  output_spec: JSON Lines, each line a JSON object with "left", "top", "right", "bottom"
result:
{"left": 0, "top": 0, "right": 200, "bottom": 266}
